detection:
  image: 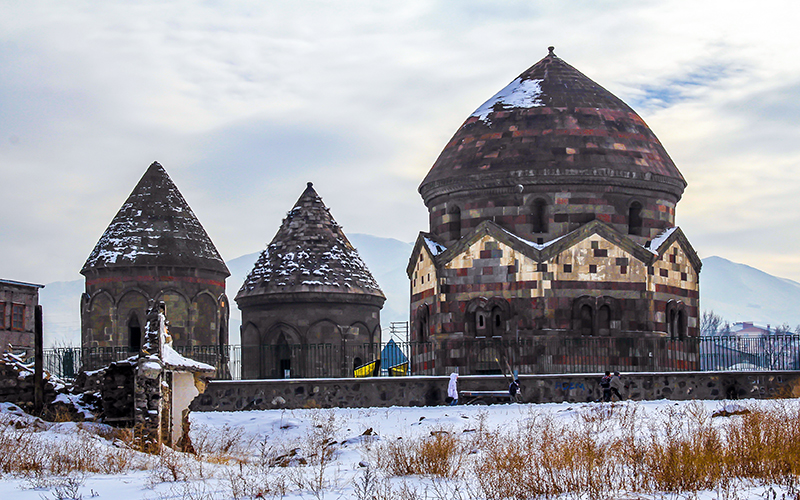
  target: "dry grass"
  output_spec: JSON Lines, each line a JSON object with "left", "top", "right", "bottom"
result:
{"left": 365, "top": 401, "right": 800, "bottom": 500}
{"left": 375, "top": 429, "right": 464, "bottom": 478}
{"left": 3, "top": 403, "right": 800, "bottom": 499}
{"left": 0, "top": 420, "right": 141, "bottom": 478}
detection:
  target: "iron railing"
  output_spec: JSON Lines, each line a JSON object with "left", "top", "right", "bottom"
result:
{"left": 42, "top": 335, "right": 800, "bottom": 381}
{"left": 43, "top": 345, "right": 241, "bottom": 381}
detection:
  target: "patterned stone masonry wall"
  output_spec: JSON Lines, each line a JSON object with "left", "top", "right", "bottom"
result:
{"left": 428, "top": 188, "right": 677, "bottom": 248}
{"left": 81, "top": 274, "right": 227, "bottom": 350}
{"left": 240, "top": 300, "right": 384, "bottom": 379}
{"left": 651, "top": 240, "right": 700, "bottom": 334}
{"left": 410, "top": 222, "right": 699, "bottom": 345}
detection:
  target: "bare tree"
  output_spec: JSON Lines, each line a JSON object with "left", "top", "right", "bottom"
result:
{"left": 760, "top": 323, "right": 795, "bottom": 370}
{"left": 700, "top": 310, "right": 724, "bottom": 336}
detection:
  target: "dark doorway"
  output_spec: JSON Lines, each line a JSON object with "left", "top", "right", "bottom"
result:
{"left": 128, "top": 315, "right": 141, "bottom": 352}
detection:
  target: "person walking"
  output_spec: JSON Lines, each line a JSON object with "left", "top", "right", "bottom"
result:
{"left": 509, "top": 378, "right": 522, "bottom": 403}
{"left": 448, "top": 372, "right": 459, "bottom": 405}
{"left": 599, "top": 370, "right": 612, "bottom": 402}
{"left": 610, "top": 371, "right": 625, "bottom": 401}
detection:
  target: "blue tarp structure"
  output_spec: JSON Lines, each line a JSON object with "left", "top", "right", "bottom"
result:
{"left": 381, "top": 339, "right": 408, "bottom": 375}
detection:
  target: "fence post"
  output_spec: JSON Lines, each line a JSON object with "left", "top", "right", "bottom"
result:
{"left": 34, "top": 305, "right": 43, "bottom": 415}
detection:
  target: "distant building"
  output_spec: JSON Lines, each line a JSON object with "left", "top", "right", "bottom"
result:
{"left": 0, "top": 279, "right": 44, "bottom": 355}
{"left": 236, "top": 183, "right": 385, "bottom": 379}
{"left": 80, "top": 162, "right": 230, "bottom": 360}
{"left": 408, "top": 48, "right": 701, "bottom": 372}
{"left": 701, "top": 322, "right": 799, "bottom": 371}
{"left": 730, "top": 322, "right": 772, "bottom": 336}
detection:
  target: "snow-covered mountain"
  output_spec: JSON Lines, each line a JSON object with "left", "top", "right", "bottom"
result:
{"left": 700, "top": 256, "right": 800, "bottom": 328}
{"left": 39, "top": 246, "right": 800, "bottom": 347}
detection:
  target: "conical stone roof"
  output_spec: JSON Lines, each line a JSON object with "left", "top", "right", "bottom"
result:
{"left": 81, "top": 162, "right": 229, "bottom": 276}
{"left": 236, "top": 183, "right": 384, "bottom": 304}
{"left": 419, "top": 47, "right": 686, "bottom": 204}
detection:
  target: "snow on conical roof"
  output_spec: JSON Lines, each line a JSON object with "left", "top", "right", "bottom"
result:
{"left": 81, "top": 162, "right": 229, "bottom": 276}
{"left": 236, "top": 183, "right": 384, "bottom": 302}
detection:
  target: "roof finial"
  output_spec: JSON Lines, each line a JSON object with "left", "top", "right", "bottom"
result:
{"left": 307, "top": 182, "right": 313, "bottom": 188}
{"left": 548, "top": 46, "right": 555, "bottom": 56}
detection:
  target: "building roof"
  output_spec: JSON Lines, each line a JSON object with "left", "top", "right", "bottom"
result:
{"left": 236, "top": 183, "right": 384, "bottom": 303}
{"left": 0, "top": 279, "right": 44, "bottom": 289}
{"left": 419, "top": 47, "right": 686, "bottom": 204}
{"left": 81, "top": 162, "right": 229, "bottom": 276}
{"left": 408, "top": 219, "right": 702, "bottom": 277}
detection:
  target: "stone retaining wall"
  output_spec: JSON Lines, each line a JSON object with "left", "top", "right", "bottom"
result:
{"left": 191, "top": 371, "right": 800, "bottom": 411}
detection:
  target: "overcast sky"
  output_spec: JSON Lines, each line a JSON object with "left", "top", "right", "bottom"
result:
{"left": 2, "top": 1, "right": 800, "bottom": 285}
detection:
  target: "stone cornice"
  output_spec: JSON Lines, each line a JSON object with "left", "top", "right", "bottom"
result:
{"left": 420, "top": 167, "right": 686, "bottom": 205}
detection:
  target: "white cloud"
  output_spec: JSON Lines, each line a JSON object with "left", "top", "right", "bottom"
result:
{"left": 1, "top": 0, "right": 800, "bottom": 286}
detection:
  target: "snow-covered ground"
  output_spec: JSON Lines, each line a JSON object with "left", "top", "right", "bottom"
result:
{"left": 1, "top": 398, "right": 799, "bottom": 499}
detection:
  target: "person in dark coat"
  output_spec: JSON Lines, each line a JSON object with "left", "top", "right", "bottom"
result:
{"left": 508, "top": 378, "right": 521, "bottom": 402}
{"left": 600, "top": 371, "right": 612, "bottom": 402}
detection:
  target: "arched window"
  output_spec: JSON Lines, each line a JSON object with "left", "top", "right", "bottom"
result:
{"left": 276, "top": 332, "right": 292, "bottom": 379}
{"left": 676, "top": 310, "right": 687, "bottom": 339}
{"left": 491, "top": 306, "right": 504, "bottom": 337}
{"left": 667, "top": 308, "right": 676, "bottom": 336}
{"left": 475, "top": 310, "right": 490, "bottom": 338}
{"left": 128, "top": 314, "right": 141, "bottom": 352}
{"left": 666, "top": 300, "right": 687, "bottom": 338}
{"left": 628, "top": 201, "right": 643, "bottom": 236}
{"left": 597, "top": 305, "right": 611, "bottom": 336}
{"left": 447, "top": 206, "right": 461, "bottom": 242}
{"left": 416, "top": 305, "right": 430, "bottom": 342}
{"left": 530, "top": 198, "right": 548, "bottom": 233}
{"left": 580, "top": 304, "right": 594, "bottom": 336}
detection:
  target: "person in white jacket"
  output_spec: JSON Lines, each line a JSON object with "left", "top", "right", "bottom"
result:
{"left": 448, "top": 372, "right": 459, "bottom": 405}
{"left": 610, "top": 371, "right": 625, "bottom": 401}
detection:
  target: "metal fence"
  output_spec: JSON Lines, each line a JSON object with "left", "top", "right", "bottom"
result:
{"left": 41, "top": 335, "right": 800, "bottom": 381}
{"left": 43, "top": 345, "right": 242, "bottom": 381}
{"left": 699, "top": 335, "right": 800, "bottom": 371}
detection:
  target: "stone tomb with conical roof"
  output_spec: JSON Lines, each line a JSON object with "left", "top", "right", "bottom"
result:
{"left": 409, "top": 49, "right": 701, "bottom": 369}
{"left": 81, "top": 162, "right": 230, "bottom": 358}
{"left": 237, "top": 183, "right": 385, "bottom": 379}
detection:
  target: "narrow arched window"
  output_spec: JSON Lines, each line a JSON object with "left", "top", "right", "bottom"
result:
{"left": 580, "top": 305, "right": 594, "bottom": 336}
{"left": 597, "top": 305, "right": 611, "bottom": 336}
{"left": 531, "top": 199, "right": 548, "bottom": 233}
{"left": 128, "top": 315, "right": 141, "bottom": 352}
{"left": 491, "top": 306, "right": 504, "bottom": 337}
{"left": 476, "top": 310, "right": 490, "bottom": 338}
{"left": 676, "top": 309, "right": 687, "bottom": 339}
{"left": 418, "top": 310, "right": 429, "bottom": 343}
{"left": 628, "top": 201, "right": 643, "bottom": 236}
{"left": 668, "top": 308, "right": 677, "bottom": 337}
{"left": 447, "top": 206, "right": 461, "bottom": 242}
